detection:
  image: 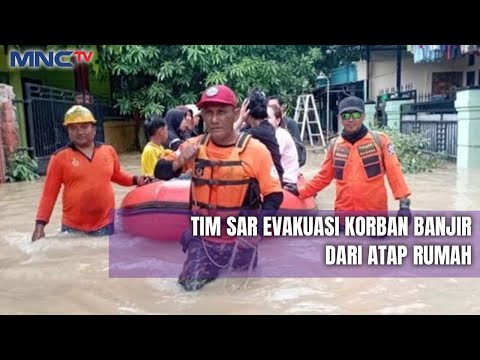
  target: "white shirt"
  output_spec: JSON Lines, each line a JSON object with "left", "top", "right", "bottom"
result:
{"left": 275, "top": 127, "right": 299, "bottom": 184}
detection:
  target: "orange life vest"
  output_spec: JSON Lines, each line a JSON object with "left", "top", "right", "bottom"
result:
{"left": 331, "top": 130, "right": 385, "bottom": 181}
{"left": 190, "top": 132, "right": 261, "bottom": 216}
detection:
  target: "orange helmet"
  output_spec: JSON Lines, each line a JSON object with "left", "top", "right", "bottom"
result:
{"left": 63, "top": 105, "right": 96, "bottom": 126}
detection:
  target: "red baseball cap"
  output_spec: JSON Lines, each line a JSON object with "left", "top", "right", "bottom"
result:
{"left": 197, "top": 85, "right": 237, "bottom": 109}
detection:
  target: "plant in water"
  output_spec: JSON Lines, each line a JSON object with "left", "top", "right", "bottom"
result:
{"left": 5, "top": 151, "right": 39, "bottom": 182}
{"left": 375, "top": 127, "right": 445, "bottom": 174}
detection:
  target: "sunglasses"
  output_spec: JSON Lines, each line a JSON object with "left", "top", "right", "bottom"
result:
{"left": 341, "top": 111, "right": 363, "bottom": 120}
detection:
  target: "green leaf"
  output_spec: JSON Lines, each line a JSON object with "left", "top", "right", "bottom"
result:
{"left": 97, "top": 45, "right": 364, "bottom": 120}
{"left": 5, "top": 151, "right": 39, "bottom": 182}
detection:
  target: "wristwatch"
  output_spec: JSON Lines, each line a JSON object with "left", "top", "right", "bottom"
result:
{"left": 399, "top": 198, "right": 411, "bottom": 209}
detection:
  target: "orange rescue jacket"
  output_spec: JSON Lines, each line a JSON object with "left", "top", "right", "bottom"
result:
{"left": 299, "top": 131, "right": 411, "bottom": 211}
{"left": 191, "top": 132, "right": 259, "bottom": 213}
{"left": 171, "top": 133, "right": 282, "bottom": 243}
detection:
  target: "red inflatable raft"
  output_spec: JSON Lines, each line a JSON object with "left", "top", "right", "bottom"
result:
{"left": 119, "top": 176, "right": 315, "bottom": 242}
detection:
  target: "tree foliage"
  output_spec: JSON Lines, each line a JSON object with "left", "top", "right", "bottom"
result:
{"left": 97, "top": 45, "right": 362, "bottom": 118}
{"left": 10, "top": 45, "right": 363, "bottom": 118}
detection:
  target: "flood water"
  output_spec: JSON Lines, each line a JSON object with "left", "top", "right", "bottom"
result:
{"left": 1, "top": 149, "right": 480, "bottom": 314}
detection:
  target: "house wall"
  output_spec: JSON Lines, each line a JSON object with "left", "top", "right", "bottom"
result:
{"left": 357, "top": 51, "right": 480, "bottom": 101}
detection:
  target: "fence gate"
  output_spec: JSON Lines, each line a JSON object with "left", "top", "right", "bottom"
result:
{"left": 400, "top": 100, "right": 458, "bottom": 162}
{"left": 23, "top": 82, "right": 117, "bottom": 174}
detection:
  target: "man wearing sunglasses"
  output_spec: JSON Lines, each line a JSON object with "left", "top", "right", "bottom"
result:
{"left": 289, "top": 96, "right": 412, "bottom": 219}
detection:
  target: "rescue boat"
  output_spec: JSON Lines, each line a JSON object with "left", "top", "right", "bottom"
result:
{"left": 119, "top": 175, "right": 315, "bottom": 242}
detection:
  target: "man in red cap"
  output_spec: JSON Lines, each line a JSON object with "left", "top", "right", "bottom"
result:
{"left": 155, "top": 85, "right": 283, "bottom": 291}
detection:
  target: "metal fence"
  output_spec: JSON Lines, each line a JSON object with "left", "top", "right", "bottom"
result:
{"left": 400, "top": 100, "right": 458, "bottom": 161}
{"left": 23, "top": 82, "right": 120, "bottom": 174}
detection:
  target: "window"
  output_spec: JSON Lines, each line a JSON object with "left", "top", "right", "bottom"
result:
{"left": 431, "top": 72, "right": 463, "bottom": 95}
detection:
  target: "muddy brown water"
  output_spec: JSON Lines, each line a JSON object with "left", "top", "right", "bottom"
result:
{"left": 1, "top": 150, "right": 479, "bottom": 314}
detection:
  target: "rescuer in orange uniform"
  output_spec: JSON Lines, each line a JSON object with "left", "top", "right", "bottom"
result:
{"left": 155, "top": 85, "right": 283, "bottom": 291}
{"left": 286, "top": 96, "right": 412, "bottom": 217}
{"left": 32, "top": 105, "right": 150, "bottom": 241}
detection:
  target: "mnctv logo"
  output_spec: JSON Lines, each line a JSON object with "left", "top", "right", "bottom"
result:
{"left": 9, "top": 49, "right": 94, "bottom": 69}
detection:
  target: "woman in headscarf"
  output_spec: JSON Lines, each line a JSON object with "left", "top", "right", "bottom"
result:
{"left": 164, "top": 108, "right": 193, "bottom": 151}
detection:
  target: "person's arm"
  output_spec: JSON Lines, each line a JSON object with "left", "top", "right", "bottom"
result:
{"left": 154, "top": 143, "right": 199, "bottom": 181}
{"left": 110, "top": 147, "right": 136, "bottom": 186}
{"left": 280, "top": 130, "right": 299, "bottom": 185}
{"left": 378, "top": 134, "right": 413, "bottom": 223}
{"left": 234, "top": 99, "right": 250, "bottom": 133}
{"left": 32, "top": 154, "right": 63, "bottom": 241}
{"left": 252, "top": 144, "right": 283, "bottom": 210}
{"left": 286, "top": 118, "right": 302, "bottom": 143}
{"left": 263, "top": 192, "right": 283, "bottom": 210}
{"left": 233, "top": 119, "right": 244, "bottom": 133}
{"left": 168, "top": 138, "right": 183, "bottom": 151}
{"left": 297, "top": 148, "right": 335, "bottom": 199}
{"left": 380, "top": 134, "right": 412, "bottom": 201}
{"left": 270, "top": 141, "right": 284, "bottom": 185}
{"left": 154, "top": 159, "right": 182, "bottom": 180}
{"left": 164, "top": 149, "right": 175, "bottom": 157}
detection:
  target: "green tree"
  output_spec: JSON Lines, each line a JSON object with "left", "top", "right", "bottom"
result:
{"left": 10, "top": 45, "right": 364, "bottom": 118}
{"left": 97, "top": 45, "right": 356, "bottom": 118}
{"left": 317, "top": 45, "right": 365, "bottom": 76}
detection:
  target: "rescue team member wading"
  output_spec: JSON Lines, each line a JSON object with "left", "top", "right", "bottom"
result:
{"left": 32, "top": 105, "right": 150, "bottom": 241}
{"left": 288, "top": 96, "right": 412, "bottom": 219}
{"left": 155, "top": 85, "right": 283, "bottom": 291}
